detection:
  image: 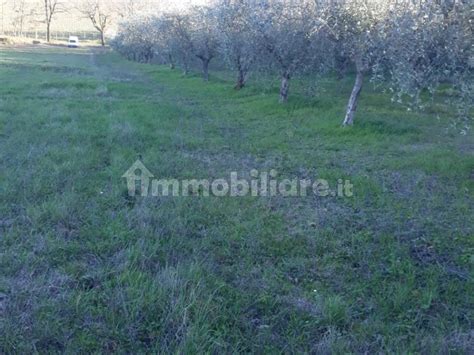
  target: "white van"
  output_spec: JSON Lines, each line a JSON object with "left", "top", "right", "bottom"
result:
{"left": 68, "top": 36, "right": 79, "bottom": 48}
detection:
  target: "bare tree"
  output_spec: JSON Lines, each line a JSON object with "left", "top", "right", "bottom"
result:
{"left": 77, "top": 0, "right": 113, "bottom": 46}
{"left": 43, "top": 0, "right": 62, "bottom": 42}
{"left": 1, "top": 0, "right": 7, "bottom": 35}
{"left": 11, "top": 0, "right": 29, "bottom": 36}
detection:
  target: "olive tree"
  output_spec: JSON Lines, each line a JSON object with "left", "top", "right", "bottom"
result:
{"left": 167, "top": 13, "right": 194, "bottom": 75}
{"left": 331, "top": 0, "right": 472, "bottom": 128}
{"left": 250, "top": 0, "right": 329, "bottom": 103}
{"left": 188, "top": 6, "right": 220, "bottom": 81}
{"left": 112, "top": 16, "right": 156, "bottom": 62}
{"left": 216, "top": 0, "right": 259, "bottom": 89}
{"left": 384, "top": 0, "right": 473, "bottom": 131}
{"left": 114, "top": 0, "right": 152, "bottom": 19}
{"left": 328, "top": 0, "right": 389, "bottom": 125}
{"left": 146, "top": 15, "right": 174, "bottom": 68}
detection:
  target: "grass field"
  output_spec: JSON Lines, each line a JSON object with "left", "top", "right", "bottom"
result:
{"left": 0, "top": 45, "right": 473, "bottom": 353}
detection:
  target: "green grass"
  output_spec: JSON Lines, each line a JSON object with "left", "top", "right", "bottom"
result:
{"left": 0, "top": 45, "right": 473, "bottom": 353}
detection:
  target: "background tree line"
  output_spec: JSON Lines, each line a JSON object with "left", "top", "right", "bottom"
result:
{"left": 111, "top": 0, "right": 472, "bottom": 129}
{"left": 1, "top": 0, "right": 161, "bottom": 44}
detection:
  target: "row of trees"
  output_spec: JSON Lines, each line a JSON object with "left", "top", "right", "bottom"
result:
{"left": 112, "top": 0, "right": 472, "bottom": 127}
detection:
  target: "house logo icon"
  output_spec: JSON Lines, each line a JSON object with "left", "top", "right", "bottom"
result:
{"left": 122, "top": 160, "right": 154, "bottom": 197}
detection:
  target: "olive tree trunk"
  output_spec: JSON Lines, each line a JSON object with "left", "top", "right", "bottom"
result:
{"left": 343, "top": 70, "right": 364, "bottom": 126}
{"left": 100, "top": 31, "right": 105, "bottom": 46}
{"left": 279, "top": 72, "right": 291, "bottom": 103}
{"left": 168, "top": 54, "right": 175, "bottom": 69}
{"left": 44, "top": 0, "right": 50, "bottom": 43}
{"left": 182, "top": 58, "right": 189, "bottom": 75}
{"left": 201, "top": 58, "right": 210, "bottom": 81}
{"left": 46, "top": 23, "right": 51, "bottom": 42}
{"left": 235, "top": 67, "right": 246, "bottom": 90}
{"left": 234, "top": 57, "right": 247, "bottom": 90}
